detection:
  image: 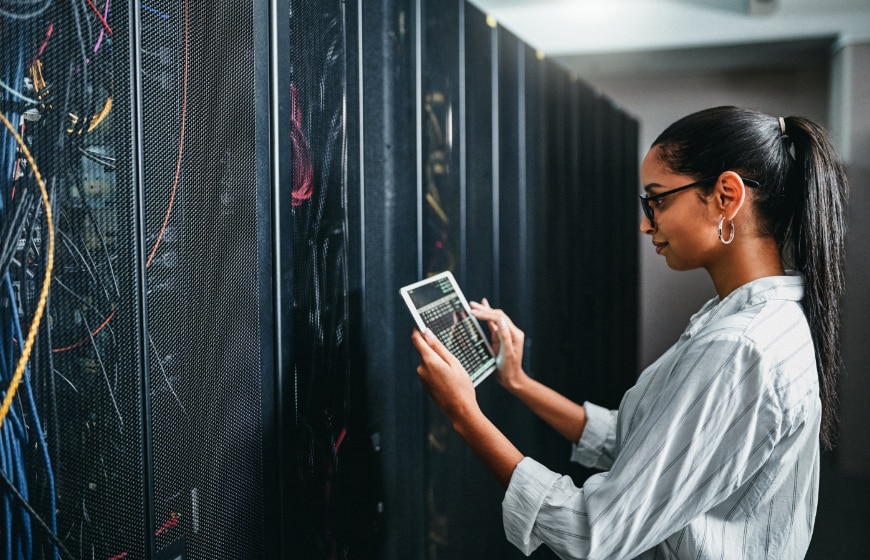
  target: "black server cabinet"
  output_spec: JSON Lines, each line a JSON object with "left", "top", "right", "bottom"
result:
{"left": 0, "top": 3, "right": 149, "bottom": 558}
{"left": 0, "top": 1, "right": 279, "bottom": 558}
{"left": 140, "top": 1, "right": 276, "bottom": 558}
{"left": 286, "top": 1, "right": 381, "bottom": 558}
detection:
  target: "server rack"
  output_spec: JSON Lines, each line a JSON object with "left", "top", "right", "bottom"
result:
{"left": 0, "top": 1, "right": 279, "bottom": 558}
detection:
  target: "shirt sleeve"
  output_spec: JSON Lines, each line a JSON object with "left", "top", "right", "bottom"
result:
{"left": 570, "top": 401, "right": 618, "bottom": 470}
{"left": 502, "top": 457, "right": 590, "bottom": 558}
{"left": 502, "top": 334, "right": 785, "bottom": 560}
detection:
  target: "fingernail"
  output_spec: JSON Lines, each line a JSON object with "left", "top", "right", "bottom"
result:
{"left": 499, "top": 319, "right": 508, "bottom": 330}
{"left": 422, "top": 328, "right": 434, "bottom": 341}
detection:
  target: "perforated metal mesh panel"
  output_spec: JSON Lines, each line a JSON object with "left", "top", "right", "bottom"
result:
{"left": 0, "top": 2, "right": 147, "bottom": 558}
{"left": 141, "top": 1, "right": 266, "bottom": 558}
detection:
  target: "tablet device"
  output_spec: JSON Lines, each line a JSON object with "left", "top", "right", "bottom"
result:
{"left": 400, "top": 271, "right": 497, "bottom": 387}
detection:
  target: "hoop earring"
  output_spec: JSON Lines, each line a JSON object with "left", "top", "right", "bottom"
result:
{"left": 718, "top": 216, "right": 735, "bottom": 245}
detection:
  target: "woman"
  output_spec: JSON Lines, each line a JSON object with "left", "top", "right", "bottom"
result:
{"left": 411, "top": 106, "right": 848, "bottom": 559}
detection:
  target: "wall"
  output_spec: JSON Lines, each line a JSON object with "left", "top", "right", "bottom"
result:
{"left": 832, "top": 41, "right": 870, "bottom": 475}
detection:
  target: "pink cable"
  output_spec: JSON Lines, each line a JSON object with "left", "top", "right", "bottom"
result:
{"left": 290, "top": 85, "right": 314, "bottom": 206}
{"left": 94, "top": 0, "right": 110, "bottom": 52}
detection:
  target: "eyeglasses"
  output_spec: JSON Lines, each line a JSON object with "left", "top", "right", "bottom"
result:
{"left": 639, "top": 175, "right": 760, "bottom": 228}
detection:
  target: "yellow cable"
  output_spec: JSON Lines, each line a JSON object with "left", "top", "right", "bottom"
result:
{"left": 68, "top": 96, "right": 113, "bottom": 134}
{"left": 29, "top": 60, "right": 47, "bottom": 99}
{"left": 89, "top": 96, "right": 112, "bottom": 131}
{"left": 0, "top": 109, "right": 54, "bottom": 430}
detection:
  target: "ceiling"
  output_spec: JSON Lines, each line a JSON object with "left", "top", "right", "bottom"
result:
{"left": 469, "top": 0, "right": 870, "bottom": 77}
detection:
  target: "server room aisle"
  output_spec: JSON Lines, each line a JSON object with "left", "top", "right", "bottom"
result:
{"left": 0, "top": 2, "right": 639, "bottom": 559}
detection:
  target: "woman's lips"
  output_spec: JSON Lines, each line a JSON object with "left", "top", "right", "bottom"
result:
{"left": 653, "top": 241, "right": 668, "bottom": 254}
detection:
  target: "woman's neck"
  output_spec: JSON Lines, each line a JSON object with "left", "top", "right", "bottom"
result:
{"left": 707, "top": 236, "right": 785, "bottom": 299}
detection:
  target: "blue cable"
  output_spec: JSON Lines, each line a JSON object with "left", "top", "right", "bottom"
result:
{"left": 1, "top": 280, "right": 22, "bottom": 559}
{"left": 3, "top": 418, "right": 31, "bottom": 559}
{"left": 142, "top": 3, "right": 170, "bottom": 19}
{"left": 0, "top": 312, "right": 8, "bottom": 381}
{"left": 1, "top": 418, "right": 21, "bottom": 558}
{"left": 1, "top": 345, "right": 33, "bottom": 560}
{"left": 13, "top": 429, "right": 32, "bottom": 558}
{"left": 7, "top": 273, "right": 56, "bottom": 560}
{"left": 0, "top": 250, "right": 14, "bottom": 558}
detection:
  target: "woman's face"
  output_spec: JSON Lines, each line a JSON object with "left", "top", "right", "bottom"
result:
{"left": 639, "top": 146, "right": 720, "bottom": 271}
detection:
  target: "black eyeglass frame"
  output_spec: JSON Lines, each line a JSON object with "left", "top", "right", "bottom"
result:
{"left": 639, "top": 175, "right": 760, "bottom": 228}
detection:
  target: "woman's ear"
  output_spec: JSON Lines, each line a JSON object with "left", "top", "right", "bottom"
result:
{"left": 715, "top": 171, "right": 746, "bottom": 220}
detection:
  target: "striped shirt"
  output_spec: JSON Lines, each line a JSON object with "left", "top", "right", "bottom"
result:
{"left": 503, "top": 274, "right": 821, "bottom": 559}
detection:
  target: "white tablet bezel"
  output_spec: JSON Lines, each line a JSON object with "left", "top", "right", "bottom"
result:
{"left": 400, "top": 271, "right": 496, "bottom": 387}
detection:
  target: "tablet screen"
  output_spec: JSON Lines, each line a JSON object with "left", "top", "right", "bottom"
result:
{"left": 400, "top": 271, "right": 496, "bottom": 386}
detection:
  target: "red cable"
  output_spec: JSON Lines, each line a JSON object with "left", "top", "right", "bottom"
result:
{"left": 28, "top": 21, "right": 53, "bottom": 68}
{"left": 85, "top": 0, "right": 113, "bottom": 36}
{"left": 290, "top": 85, "right": 314, "bottom": 206}
{"left": 108, "top": 514, "right": 177, "bottom": 559}
{"left": 51, "top": 310, "right": 116, "bottom": 353}
{"left": 154, "top": 512, "right": 179, "bottom": 536}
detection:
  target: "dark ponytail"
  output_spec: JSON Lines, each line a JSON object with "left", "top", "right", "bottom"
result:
{"left": 652, "top": 106, "right": 848, "bottom": 450}
{"left": 782, "top": 115, "right": 848, "bottom": 450}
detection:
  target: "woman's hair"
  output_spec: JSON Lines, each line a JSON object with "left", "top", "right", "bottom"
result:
{"left": 652, "top": 106, "right": 849, "bottom": 450}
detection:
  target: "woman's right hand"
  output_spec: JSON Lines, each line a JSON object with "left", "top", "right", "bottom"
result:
{"left": 470, "top": 299, "right": 528, "bottom": 393}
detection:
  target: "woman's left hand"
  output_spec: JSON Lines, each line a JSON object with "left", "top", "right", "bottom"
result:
{"left": 470, "top": 299, "right": 528, "bottom": 394}
{"left": 411, "top": 328, "right": 479, "bottom": 424}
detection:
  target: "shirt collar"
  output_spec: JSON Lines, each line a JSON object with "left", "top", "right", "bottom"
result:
{"left": 682, "top": 272, "right": 805, "bottom": 339}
